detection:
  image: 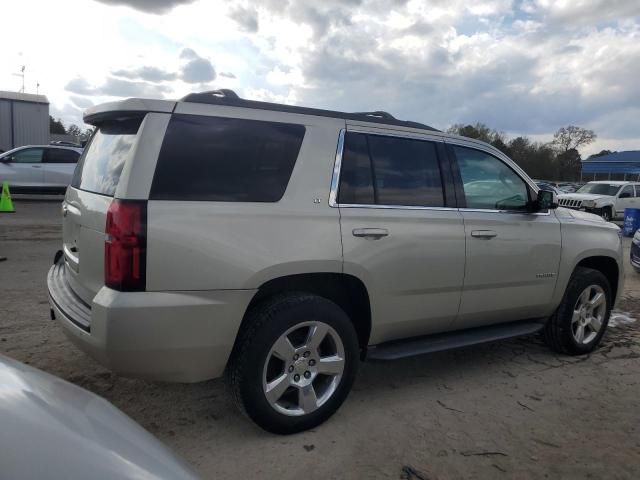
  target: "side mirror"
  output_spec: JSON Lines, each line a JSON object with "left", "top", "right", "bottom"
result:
{"left": 619, "top": 192, "right": 632, "bottom": 198}
{"left": 536, "top": 189, "right": 558, "bottom": 211}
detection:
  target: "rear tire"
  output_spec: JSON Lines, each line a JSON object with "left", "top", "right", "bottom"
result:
{"left": 543, "top": 267, "right": 611, "bottom": 355}
{"left": 227, "top": 293, "right": 359, "bottom": 434}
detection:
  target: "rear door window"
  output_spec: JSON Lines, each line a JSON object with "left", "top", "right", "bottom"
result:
{"left": 338, "top": 132, "right": 445, "bottom": 207}
{"left": 44, "top": 148, "right": 80, "bottom": 164}
{"left": 71, "top": 118, "right": 142, "bottom": 196}
{"left": 150, "top": 115, "right": 305, "bottom": 202}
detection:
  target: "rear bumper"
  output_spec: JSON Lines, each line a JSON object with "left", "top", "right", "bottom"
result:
{"left": 47, "top": 262, "right": 256, "bottom": 383}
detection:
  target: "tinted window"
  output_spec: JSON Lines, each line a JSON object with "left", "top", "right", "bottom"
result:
{"left": 151, "top": 115, "right": 305, "bottom": 202}
{"left": 338, "top": 132, "right": 444, "bottom": 207}
{"left": 454, "top": 146, "right": 529, "bottom": 210}
{"left": 44, "top": 148, "right": 80, "bottom": 164}
{"left": 11, "top": 148, "right": 43, "bottom": 163}
{"left": 619, "top": 185, "right": 634, "bottom": 198}
{"left": 368, "top": 135, "right": 444, "bottom": 207}
{"left": 338, "top": 133, "right": 374, "bottom": 204}
{"left": 72, "top": 118, "right": 142, "bottom": 197}
{"left": 635, "top": 185, "right": 640, "bottom": 198}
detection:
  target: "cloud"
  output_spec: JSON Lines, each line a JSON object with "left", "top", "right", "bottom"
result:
{"left": 112, "top": 66, "right": 178, "bottom": 82}
{"left": 94, "top": 0, "right": 196, "bottom": 14}
{"left": 65, "top": 76, "right": 171, "bottom": 97}
{"left": 180, "top": 48, "right": 216, "bottom": 83}
{"left": 229, "top": 5, "right": 259, "bottom": 33}
{"left": 70, "top": 96, "right": 94, "bottom": 109}
{"left": 64, "top": 77, "right": 94, "bottom": 95}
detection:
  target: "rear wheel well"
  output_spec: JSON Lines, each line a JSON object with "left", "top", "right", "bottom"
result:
{"left": 576, "top": 256, "right": 619, "bottom": 300}
{"left": 240, "top": 273, "right": 371, "bottom": 354}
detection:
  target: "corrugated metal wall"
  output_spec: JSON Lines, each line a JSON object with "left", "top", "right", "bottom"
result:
{"left": 0, "top": 101, "right": 12, "bottom": 151}
{"left": 0, "top": 99, "right": 49, "bottom": 152}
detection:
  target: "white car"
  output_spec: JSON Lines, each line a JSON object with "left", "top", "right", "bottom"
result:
{"left": 558, "top": 181, "right": 640, "bottom": 221}
{"left": 0, "top": 145, "right": 83, "bottom": 193}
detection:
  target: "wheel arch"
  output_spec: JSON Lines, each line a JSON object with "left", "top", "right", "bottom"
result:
{"left": 235, "top": 273, "right": 372, "bottom": 357}
{"left": 575, "top": 255, "right": 620, "bottom": 301}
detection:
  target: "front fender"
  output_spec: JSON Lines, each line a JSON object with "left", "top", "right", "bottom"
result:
{"left": 551, "top": 216, "right": 623, "bottom": 310}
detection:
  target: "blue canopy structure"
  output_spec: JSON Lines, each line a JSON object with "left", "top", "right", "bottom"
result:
{"left": 582, "top": 151, "right": 640, "bottom": 175}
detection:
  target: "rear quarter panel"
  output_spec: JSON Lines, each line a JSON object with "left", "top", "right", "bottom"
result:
{"left": 145, "top": 109, "right": 345, "bottom": 291}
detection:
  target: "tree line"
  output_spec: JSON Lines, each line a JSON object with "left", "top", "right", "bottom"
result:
{"left": 447, "top": 123, "right": 598, "bottom": 181}
{"left": 49, "top": 116, "right": 93, "bottom": 143}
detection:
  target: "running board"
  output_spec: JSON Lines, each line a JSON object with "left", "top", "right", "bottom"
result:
{"left": 367, "top": 320, "right": 545, "bottom": 361}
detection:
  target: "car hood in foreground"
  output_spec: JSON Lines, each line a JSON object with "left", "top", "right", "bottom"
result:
{"left": 0, "top": 354, "right": 199, "bottom": 480}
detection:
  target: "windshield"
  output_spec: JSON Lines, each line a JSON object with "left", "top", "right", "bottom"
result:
{"left": 576, "top": 183, "right": 622, "bottom": 196}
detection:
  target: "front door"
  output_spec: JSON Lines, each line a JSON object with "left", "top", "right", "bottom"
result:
{"left": 448, "top": 143, "right": 562, "bottom": 327}
{"left": 336, "top": 129, "right": 465, "bottom": 344}
{"left": 1, "top": 147, "right": 44, "bottom": 188}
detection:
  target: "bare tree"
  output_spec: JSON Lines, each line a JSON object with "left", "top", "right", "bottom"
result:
{"left": 551, "top": 126, "right": 596, "bottom": 154}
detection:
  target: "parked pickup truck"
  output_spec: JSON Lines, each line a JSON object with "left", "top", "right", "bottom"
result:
{"left": 558, "top": 181, "right": 640, "bottom": 221}
{"left": 48, "top": 90, "right": 624, "bottom": 434}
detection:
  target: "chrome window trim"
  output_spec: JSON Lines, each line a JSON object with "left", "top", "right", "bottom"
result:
{"left": 328, "top": 128, "right": 345, "bottom": 207}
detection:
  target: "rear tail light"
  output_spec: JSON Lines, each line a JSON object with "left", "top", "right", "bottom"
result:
{"left": 105, "top": 199, "right": 147, "bottom": 291}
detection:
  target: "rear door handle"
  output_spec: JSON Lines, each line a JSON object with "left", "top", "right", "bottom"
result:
{"left": 31, "top": 165, "right": 42, "bottom": 168}
{"left": 471, "top": 230, "right": 497, "bottom": 239}
{"left": 352, "top": 228, "right": 389, "bottom": 239}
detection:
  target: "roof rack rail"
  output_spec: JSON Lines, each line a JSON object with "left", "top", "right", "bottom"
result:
{"left": 352, "top": 111, "right": 397, "bottom": 121}
{"left": 179, "top": 90, "right": 439, "bottom": 132}
{"left": 181, "top": 89, "right": 239, "bottom": 102}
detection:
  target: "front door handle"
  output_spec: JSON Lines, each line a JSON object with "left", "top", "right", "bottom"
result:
{"left": 31, "top": 165, "right": 42, "bottom": 168}
{"left": 352, "top": 228, "right": 389, "bottom": 239}
{"left": 471, "top": 230, "right": 497, "bottom": 239}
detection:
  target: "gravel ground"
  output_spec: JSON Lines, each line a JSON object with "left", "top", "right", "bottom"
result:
{"left": 1, "top": 199, "right": 639, "bottom": 479}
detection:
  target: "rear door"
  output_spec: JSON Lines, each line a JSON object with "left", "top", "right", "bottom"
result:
{"left": 43, "top": 148, "right": 81, "bottom": 188}
{"left": 336, "top": 128, "right": 465, "bottom": 344}
{"left": 62, "top": 118, "right": 144, "bottom": 303}
{"left": 0, "top": 147, "right": 44, "bottom": 187}
{"left": 448, "top": 142, "right": 562, "bottom": 327}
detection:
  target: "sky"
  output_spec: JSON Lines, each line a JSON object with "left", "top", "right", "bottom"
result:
{"left": 1, "top": 0, "right": 639, "bottom": 156}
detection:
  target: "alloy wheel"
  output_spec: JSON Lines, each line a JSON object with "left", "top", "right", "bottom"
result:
{"left": 572, "top": 285, "right": 607, "bottom": 345}
{"left": 262, "top": 321, "right": 345, "bottom": 416}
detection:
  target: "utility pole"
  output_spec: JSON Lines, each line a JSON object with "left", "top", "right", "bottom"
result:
{"left": 20, "top": 65, "right": 25, "bottom": 93}
{"left": 36, "top": 82, "right": 40, "bottom": 95}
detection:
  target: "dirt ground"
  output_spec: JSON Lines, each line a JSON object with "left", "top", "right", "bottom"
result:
{"left": 1, "top": 198, "right": 639, "bottom": 479}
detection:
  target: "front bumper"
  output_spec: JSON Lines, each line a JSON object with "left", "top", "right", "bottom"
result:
{"left": 47, "top": 260, "right": 256, "bottom": 383}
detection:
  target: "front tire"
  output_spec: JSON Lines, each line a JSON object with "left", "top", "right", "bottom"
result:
{"left": 600, "top": 207, "right": 612, "bottom": 222}
{"left": 543, "top": 267, "right": 611, "bottom": 355}
{"left": 227, "top": 293, "right": 359, "bottom": 434}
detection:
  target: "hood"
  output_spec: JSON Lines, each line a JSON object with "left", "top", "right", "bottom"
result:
{"left": 558, "top": 193, "right": 610, "bottom": 201}
{"left": 556, "top": 207, "right": 618, "bottom": 228}
{"left": 0, "top": 354, "right": 199, "bottom": 480}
